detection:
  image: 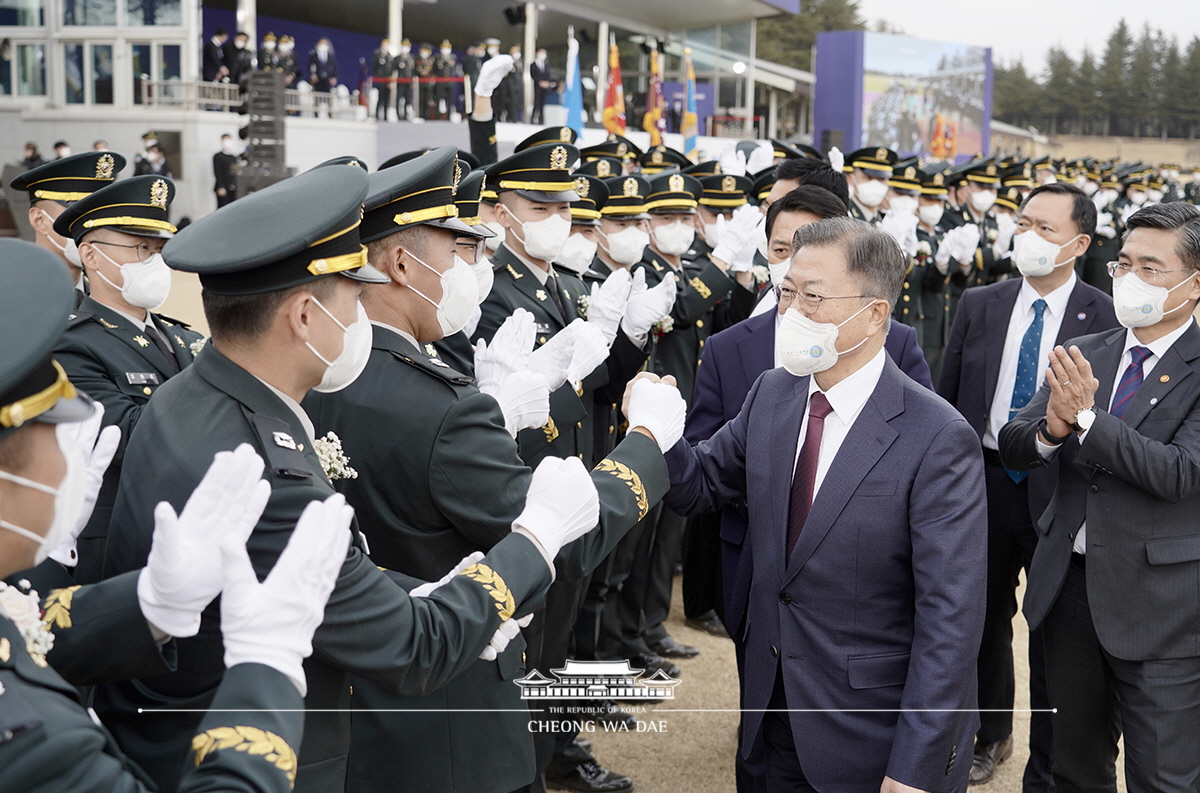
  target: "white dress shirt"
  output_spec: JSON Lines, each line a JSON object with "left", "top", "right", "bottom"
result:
{"left": 793, "top": 347, "right": 887, "bottom": 499}
{"left": 258, "top": 378, "right": 316, "bottom": 445}
{"left": 1036, "top": 318, "right": 1195, "bottom": 554}
{"left": 984, "top": 273, "right": 1076, "bottom": 450}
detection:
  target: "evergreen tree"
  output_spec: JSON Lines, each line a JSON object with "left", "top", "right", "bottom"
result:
{"left": 756, "top": 0, "right": 865, "bottom": 72}
{"left": 1099, "top": 19, "right": 1132, "bottom": 136}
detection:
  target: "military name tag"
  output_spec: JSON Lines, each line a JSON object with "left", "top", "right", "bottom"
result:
{"left": 273, "top": 431, "right": 298, "bottom": 450}
{"left": 125, "top": 372, "right": 160, "bottom": 386}
{"left": 535, "top": 322, "right": 552, "bottom": 334}
{"left": 428, "top": 357, "right": 450, "bottom": 368}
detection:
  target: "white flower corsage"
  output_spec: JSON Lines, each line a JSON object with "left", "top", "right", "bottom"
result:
{"left": 314, "top": 431, "right": 358, "bottom": 480}
{"left": 916, "top": 240, "right": 932, "bottom": 257}
{"left": 189, "top": 337, "right": 208, "bottom": 356}
{"left": 0, "top": 581, "right": 54, "bottom": 666}
{"left": 652, "top": 316, "right": 674, "bottom": 338}
{"left": 576, "top": 293, "right": 590, "bottom": 321}
{"left": 751, "top": 264, "right": 770, "bottom": 285}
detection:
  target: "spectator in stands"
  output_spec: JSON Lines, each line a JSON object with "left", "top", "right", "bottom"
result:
{"left": 213, "top": 134, "right": 241, "bottom": 208}
{"left": 21, "top": 141, "right": 44, "bottom": 169}
{"left": 134, "top": 144, "right": 172, "bottom": 179}
{"left": 203, "top": 27, "right": 229, "bottom": 82}
{"left": 225, "top": 31, "right": 254, "bottom": 89}
{"left": 277, "top": 35, "right": 298, "bottom": 87}
{"left": 93, "top": 140, "right": 108, "bottom": 151}
{"left": 530, "top": 47, "right": 551, "bottom": 125}
{"left": 53, "top": 141, "right": 71, "bottom": 159}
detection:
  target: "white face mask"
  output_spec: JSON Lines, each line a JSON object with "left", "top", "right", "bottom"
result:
{"left": 776, "top": 301, "right": 879, "bottom": 377}
{"left": 40, "top": 210, "right": 82, "bottom": 266}
{"left": 307, "top": 299, "right": 372, "bottom": 393}
{"left": 1130, "top": 191, "right": 1147, "bottom": 206}
{"left": 853, "top": 178, "right": 888, "bottom": 209}
{"left": 1012, "top": 230, "right": 1080, "bottom": 278}
{"left": 1148, "top": 189, "right": 1164, "bottom": 204}
{"left": 1082, "top": 181, "right": 1099, "bottom": 196}
{"left": 264, "top": 41, "right": 276, "bottom": 51}
{"left": 93, "top": 247, "right": 172, "bottom": 310}
{"left": 1112, "top": 270, "right": 1197, "bottom": 329}
{"left": 488, "top": 46, "right": 499, "bottom": 57}
{"left": 235, "top": 39, "right": 245, "bottom": 50}
{"left": 222, "top": 139, "right": 237, "bottom": 154}
{"left": 482, "top": 220, "right": 506, "bottom": 253}
{"left": 317, "top": 45, "right": 330, "bottom": 57}
{"left": 281, "top": 43, "right": 293, "bottom": 54}
{"left": 557, "top": 232, "right": 598, "bottom": 274}
{"left": 917, "top": 204, "right": 944, "bottom": 228}
{"left": 406, "top": 252, "right": 480, "bottom": 337}
{"left": 441, "top": 48, "right": 451, "bottom": 56}
{"left": 653, "top": 219, "right": 695, "bottom": 256}
{"left": 601, "top": 225, "right": 649, "bottom": 267}
{"left": 887, "top": 195, "right": 918, "bottom": 216}
{"left": 57, "top": 147, "right": 72, "bottom": 158}
{"left": 470, "top": 257, "right": 495, "bottom": 302}
{"left": 767, "top": 261, "right": 790, "bottom": 288}
{"left": 508, "top": 213, "right": 571, "bottom": 262}
{"left": 0, "top": 423, "right": 86, "bottom": 567}
{"left": 969, "top": 189, "right": 997, "bottom": 214}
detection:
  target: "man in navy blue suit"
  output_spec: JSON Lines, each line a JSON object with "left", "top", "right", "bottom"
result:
{"left": 633, "top": 216, "right": 986, "bottom": 792}
{"left": 938, "top": 182, "right": 1118, "bottom": 789}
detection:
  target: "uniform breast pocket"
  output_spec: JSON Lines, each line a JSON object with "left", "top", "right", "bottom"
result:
{"left": 847, "top": 651, "right": 911, "bottom": 690}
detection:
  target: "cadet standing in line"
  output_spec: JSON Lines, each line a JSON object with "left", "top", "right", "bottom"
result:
{"left": 98, "top": 163, "right": 607, "bottom": 793}
{"left": 52, "top": 176, "right": 203, "bottom": 584}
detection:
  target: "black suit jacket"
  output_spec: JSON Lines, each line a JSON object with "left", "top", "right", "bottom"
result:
{"left": 938, "top": 276, "right": 1118, "bottom": 519}
{"left": 1001, "top": 322, "right": 1200, "bottom": 661}
{"left": 202, "top": 39, "right": 225, "bottom": 82}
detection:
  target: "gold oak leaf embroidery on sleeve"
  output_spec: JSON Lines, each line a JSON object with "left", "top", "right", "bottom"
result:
{"left": 689, "top": 277, "right": 712, "bottom": 299}
{"left": 458, "top": 563, "right": 515, "bottom": 621}
{"left": 541, "top": 416, "right": 559, "bottom": 443}
{"left": 42, "top": 585, "right": 81, "bottom": 629}
{"left": 191, "top": 726, "right": 298, "bottom": 787}
{"left": 597, "top": 459, "right": 649, "bottom": 519}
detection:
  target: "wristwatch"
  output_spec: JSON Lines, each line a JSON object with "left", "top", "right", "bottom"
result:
{"left": 1038, "top": 419, "right": 1071, "bottom": 446}
{"left": 1072, "top": 407, "right": 1096, "bottom": 433}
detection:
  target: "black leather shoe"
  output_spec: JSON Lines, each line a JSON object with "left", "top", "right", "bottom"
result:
{"left": 685, "top": 613, "right": 731, "bottom": 639}
{"left": 627, "top": 651, "right": 681, "bottom": 678}
{"left": 968, "top": 736, "right": 1013, "bottom": 785}
{"left": 546, "top": 760, "right": 634, "bottom": 793}
{"left": 649, "top": 635, "right": 700, "bottom": 659}
{"left": 588, "top": 699, "right": 637, "bottom": 730}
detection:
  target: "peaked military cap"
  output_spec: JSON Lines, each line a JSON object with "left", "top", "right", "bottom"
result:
{"left": 638, "top": 145, "right": 691, "bottom": 174}
{"left": 163, "top": 166, "right": 387, "bottom": 296}
{"left": 486, "top": 143, "right": 580, "bottom": 203}
{"left": 645, "top": 172, "right": 700, "bottom": 214}
{"left": 888, "top": 158, "right": 921, "bottom": 192}
{"left": 569, "top": 174, "right": 609, "bottom": 224}
{"left": 994, "top": 186, "right": 1023, "bottom": 213}
{"left": 918, "top": 166, "right": 950, "bottom": 198}
{"left": 575, "top": 156, "right": 624, "bottom": 179}
{"left": 516, "top": 126, "right": 578, "bottom": 152}
{"left": 379, "top": 148, "right": 479, "bottom": 172}
{"left": 750, "top": 166, "right": 776, "bottom": 203}
{"left": 697, "top": 173, "right": 751, "bottom": 209}
{"left": 682, "top": 160, "right": 723, "bottom": 177}
{"left": 769, "top": 138, "right": 824, "bottom": 161}
{"left": 844, "top": 146, "right": 898, "bottom": 177}
{"left": 1001, "top": 161, "right": 1034, "bottom": 189}
{"left": 455, "top": 168, "right": 495, "bottom": 234}
{"left": 11, "top": 151, "right": 126, "bottom": 204}
{"left": 1032, "top": 155, "right": 1055, "bottom": 174}
{"left": 312, "top": 156, "right": 369, "bottom": 172}
{"left": 1100, "top": 172, "right": 1120, "bottom": 189}
{"left": 579, "top": 133, "right": 642, "bottom": 162}
{"left": 0, "top": 240, "right": 95, "bottom": 439}
{"left": 599, "top": 175, "right": 650, "bottom": 219}
{"left": 363, "top": 146, "right": 486, "bottom": 243}
{"left": 952, "top": 156, "right": 1000, "bottom": 186}
{"left": 54, "top": 175, "right": 177, "bottom": 241}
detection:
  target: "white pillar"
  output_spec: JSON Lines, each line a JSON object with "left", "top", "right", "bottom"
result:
{"left": 523, "top": 2, "right": 537, "bottom": 123}
{"left": 745, "top": 18, "right": 756, "bottom": 135}
{"left": 768, "top": 89, "right": 778, "bottom": 141}
{"left": 236, "top": 0, "right": 256, "bottom": 47}
{"left": 388, "top": 0, "right": 403, "bottom": 48}
{"left": 596, "top": 21, "right": 609, "bottom": 126}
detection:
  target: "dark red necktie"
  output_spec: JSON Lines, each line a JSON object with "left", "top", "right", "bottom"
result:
{"left": 786, "top": 391, "right": 833, "bottom": 561}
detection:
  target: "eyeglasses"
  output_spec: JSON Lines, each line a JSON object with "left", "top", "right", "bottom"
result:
{"left": 90, "top": 239, "right": 164, "bottom": 263}
{"left": 775, "top": 285, "right": 871, "bottom": 310}
{"left": 1106, "top": 261, "right": 1186, "bottom": 284}
{"left": 456, "top": 238, "right": 485, "bottom": 265}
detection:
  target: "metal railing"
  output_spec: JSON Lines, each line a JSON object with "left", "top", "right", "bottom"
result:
{"left": 139, "top": 79, "right": 360, "bottom": 119}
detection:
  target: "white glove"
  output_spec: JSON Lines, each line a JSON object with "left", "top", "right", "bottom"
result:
{"left": 565, "top": 318, "right": 611, "bottom": 385}
{"left": 717, "top": 142, "right": 747, "bottom": 177}
{"left": 745, "top": 141, "right": 776, "bottom": 175}
{"left": 49, "top": 404, "right": 120, "bottom": 568}
{"left": 480, "top": 613, "right": 534, "bottom": 661}
{"left": 1097, "top": 224, "right": 1117, "bottom": 239}
{"left": 138, "top": 444, "right": 271, "bottom": 637}
{"left": 992, "top": 221, "right": 1017, "bottom": 260}
{"left": 1096, "top": 211, "right": 1114, "bottom": 229}
{"left": 938, "top": 224, "right": 978, "bottom": 269}
{"left": 220, "top": 493, "right": 353, "bottom": 696}
{"left": 586, "top": 268, "right": 633, "bottom": 346}
{"left": 711, "top": 204, "right": 760, "bottom": 272}
{"left": 877, "top": 209, "right": 919, "bottom": 257}
{"left": 474, "top": 308, "right": 536, "bottom": 393}
{"left": 1096, "top": 211, "right": 1117, "bottom": 239}
{"left": 621, "top": 270, "right": 677, "bottom": 344}
{"left": 463, "top": 304, "right": 483, "bottom": 340}
{"left": 625, "top": 376, "right": 687, "bottom": 452}
{"left": 474, "top": 54, "right": 513, "bottom": 98}
{"left": 512, "top": 456, "right": 601, "bottom": 568}
{"left": 827, "top": 146, "right": 844, "bottom": 174}
{"left": 410, "top": 552, "right": 485, "bottom": 598}
{"left": 528, "top": 330, "right": 574, "bottom": 391}
{"left": 482, "top": 371, "right": 550, "bottom": 437}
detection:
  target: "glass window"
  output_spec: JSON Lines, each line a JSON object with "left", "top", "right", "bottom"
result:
{"left": 62, "top": 0, "right": 116, "bottom": 26}
{"left": 720, "top": 21, "right": 752, "bottom": 57}
{"left": 126, "top": 0, "right": 179, "bottom": 26}
{"left": 159, "top": 43, "right": 180, "bottom": 79}
{"left": 0, "top": 41, "right": 11, "bottom": 94}
{"left": 92, "top": 43, "right": 113, "bottom": 103}
{"left": 132, "top": 43, "right": 150, "bottom": 104}
{"left": 0, "top": 0, "right": 43, "bottom": 26}
{"left": 64, "top": 43, "right": 84, "bottom": 103}
{"left": 17, "top": 43, "right": 44, "bottom": 95}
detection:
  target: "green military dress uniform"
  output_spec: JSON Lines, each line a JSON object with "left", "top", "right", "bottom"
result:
{"left": 98, "top": 163, "right": 559, "bottom": 793}
{"left": 888, "top": 160, "right": 924, "bottom": 336}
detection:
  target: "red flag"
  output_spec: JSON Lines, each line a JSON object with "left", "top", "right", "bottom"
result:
{"left": 602, "top": 40, "right": 626, "bottom": 134}
{"left": 642, "top": 48, "right": 665, "bottom": 146}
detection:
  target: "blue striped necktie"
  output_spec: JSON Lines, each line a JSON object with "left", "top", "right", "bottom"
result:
{"left": 1110, "top": 347, "right": 1152, "bottom": 419}
{"left": 1006, "top": 299, "right": 1047, "bottom": 484}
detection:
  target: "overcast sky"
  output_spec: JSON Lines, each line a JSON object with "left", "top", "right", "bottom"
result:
{"left": 855, "top": 0, "right": 1198, "bottom": 74}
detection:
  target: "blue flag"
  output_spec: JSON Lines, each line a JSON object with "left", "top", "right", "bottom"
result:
{"left": 565, "top": 33, "right": 584, "bottom": 136}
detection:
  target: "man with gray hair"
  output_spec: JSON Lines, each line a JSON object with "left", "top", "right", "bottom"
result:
{"left": 633, "top": 216, "right": 988, "bottom": 791}
{"left": 1001, "top": 201, "right": 1200, "bottom": 793}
